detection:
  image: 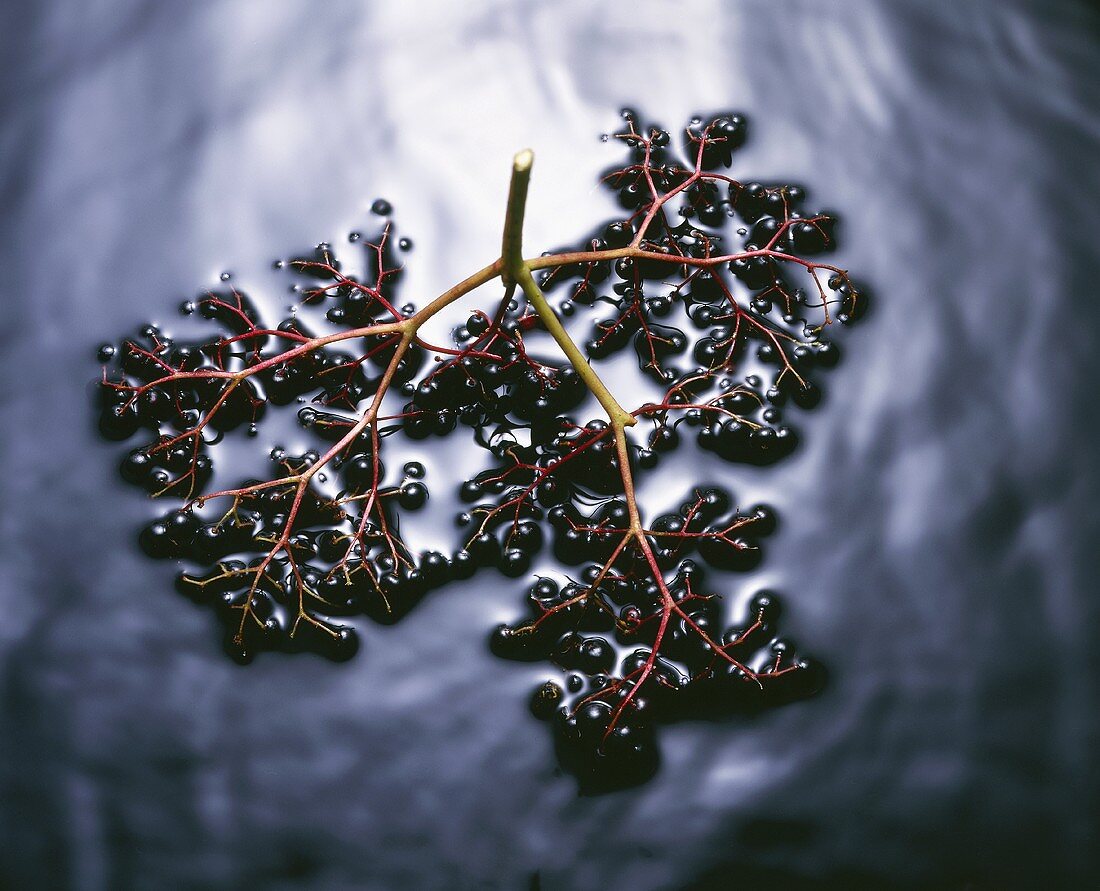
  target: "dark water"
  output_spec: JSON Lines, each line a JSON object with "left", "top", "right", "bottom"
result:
{"left": 2, "top": 1, "right": 1099, "bottom": 888}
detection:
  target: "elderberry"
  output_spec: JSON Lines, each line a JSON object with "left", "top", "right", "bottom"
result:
{"left": 95, "top": 108, "right": 860, "bottom": 788}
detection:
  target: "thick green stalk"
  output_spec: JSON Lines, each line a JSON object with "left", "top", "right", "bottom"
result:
{"left": 502, "top": 151, "right": 636, "bottom": 429}
{"left": 516, "top": 267, "right": 636, "bottom": 429}
{"left": 501, "top": 149, "right": 534, "bottom": 286}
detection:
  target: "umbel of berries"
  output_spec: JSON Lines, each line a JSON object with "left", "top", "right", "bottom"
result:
{"left": 97, "top": 109, "right": 863, "bottom": 789}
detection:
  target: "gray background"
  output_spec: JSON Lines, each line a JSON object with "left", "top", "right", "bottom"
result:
{"left": 1, "top": 1, "right": 1098, "bottom": 888}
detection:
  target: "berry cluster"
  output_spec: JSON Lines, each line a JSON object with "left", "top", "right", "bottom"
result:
{"left": 96, "top": 110, "right": 864, "bottom": 787}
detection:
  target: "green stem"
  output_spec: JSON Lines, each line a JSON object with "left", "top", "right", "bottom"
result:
{"left": 503, "top": 151, "right": 636, "bottom": 429}
{"left": 516, "top": 266, "right": 635, "bottom": 428}
{"left": 501, "top": 149, "right": 534, "bottom": 285}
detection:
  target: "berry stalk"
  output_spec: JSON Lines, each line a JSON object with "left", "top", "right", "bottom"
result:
{"left": 99, "top": 110, "right": 863, "bottom": 788}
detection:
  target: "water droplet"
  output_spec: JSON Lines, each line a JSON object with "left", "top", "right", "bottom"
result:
{"left": 179, "top": 300, "right": 195, "bottom": 315}
{"left": 398, "top": 237, "right": 413, "bottom": 251}
{"left": 600, "top": 134, "right": 609, "bottom": 143}
{"left": 219, "top": 272, "right": 231, "bottom": 282}
{"left": 371, "top": 199, "right": 392, "bottom": 215}
{"left": 272, "top": 259, "right": 285, "bottom": 269}
{"left": 348, "top": 232, "right": 361, "bottom": 242}
{"left": 247, "top": 424, "right": 258, "bottom": 437}
{"left": 96, "top": 343, "right": 116, "bottom": 362}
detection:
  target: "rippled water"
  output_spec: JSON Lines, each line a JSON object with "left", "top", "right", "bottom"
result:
{"left": 2, "top": 1, "right": 1099, "bottom": 888}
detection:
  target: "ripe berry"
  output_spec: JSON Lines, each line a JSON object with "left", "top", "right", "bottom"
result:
{"left": 97, "top": 109, "right": 852, "bottom": 781}
{"left": 398, "top": 482, "right": 428, "bottom": 510}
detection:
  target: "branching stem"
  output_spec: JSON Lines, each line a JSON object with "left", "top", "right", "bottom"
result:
{"left": 503, "top": 151, "right": 637, "bottom": 431}
{"left": 109, "top": 116, "right": 848, "bottom": 756}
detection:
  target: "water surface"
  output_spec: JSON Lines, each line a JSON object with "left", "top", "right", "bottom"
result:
{"left": 1, "top": 1, "right": 1098, "bottom": 888}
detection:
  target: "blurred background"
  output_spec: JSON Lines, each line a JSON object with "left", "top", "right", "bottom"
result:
{"left": 1, "top": 0, "right": 1098, "bottom": 888}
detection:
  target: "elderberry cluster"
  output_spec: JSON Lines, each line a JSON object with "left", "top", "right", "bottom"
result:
{"left": 500, "top": 567, "right": 821, "bottom": 792}
{"left": 96, "top": 109, "right": 864, "bottom": 788}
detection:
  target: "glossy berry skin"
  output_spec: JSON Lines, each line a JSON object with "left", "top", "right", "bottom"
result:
{"left": 95, "top": 108, "right": 853, "bottom": 787}
{"left": 398, "top": 482, "right": 428, "bottom": 510}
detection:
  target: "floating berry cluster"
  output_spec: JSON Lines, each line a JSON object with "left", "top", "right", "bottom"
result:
{"left": 97, "top": 110, "right": 864, "bottom": 788}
